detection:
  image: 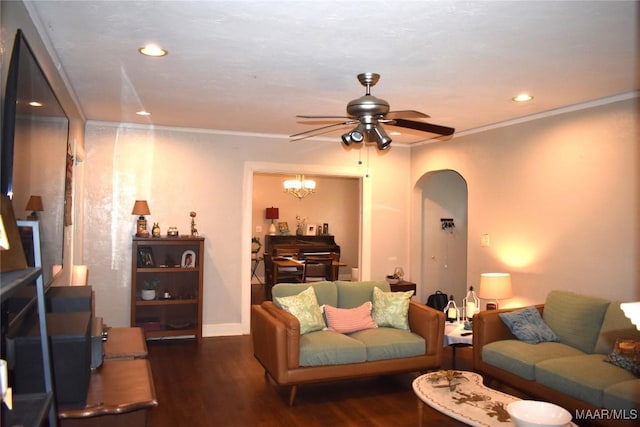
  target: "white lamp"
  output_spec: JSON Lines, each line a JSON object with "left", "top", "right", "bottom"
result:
{"left": 620, "top": 302, "right": 640, "bottom": 331}
{"left": 478, "top": 273, "right": 513, "bottom": 310}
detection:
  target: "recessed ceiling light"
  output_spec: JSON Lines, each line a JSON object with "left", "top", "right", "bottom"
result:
{"left": 136, "top": 110, "right": 151, "bottom": 116}
{"left": 29, "top": 101, "right": 43, "bottom": 107}
{"left": 138, "top": 44, "right": 167, "bottom": 57}
{"left": 512, "top": 93, "right": 533, "bottom": 102}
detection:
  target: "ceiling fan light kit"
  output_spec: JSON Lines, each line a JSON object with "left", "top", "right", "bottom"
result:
{"left": 293, "top": 73, "right": 455, "bottom": 150}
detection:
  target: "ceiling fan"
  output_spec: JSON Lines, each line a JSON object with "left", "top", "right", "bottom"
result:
{"left": 290, "top": 73, "right": 455, "bottom": 150}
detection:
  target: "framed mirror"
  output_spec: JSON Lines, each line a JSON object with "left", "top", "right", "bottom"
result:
{"left": 1, "top": 29, "right": 69, "bottom": 287}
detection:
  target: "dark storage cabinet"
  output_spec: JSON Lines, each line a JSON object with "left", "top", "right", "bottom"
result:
{"left": 11, "top": 312, "right": 92, "bottom": 409}
{"left": 1, "top": 267, "right": 56, "bottom": 426}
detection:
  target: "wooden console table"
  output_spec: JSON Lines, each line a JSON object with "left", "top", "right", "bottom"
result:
{"left": 58, "top": 327, "right": 157, "bottom": 427}
{"left": 104, "top": 327, "right": 148, "bottom": 359}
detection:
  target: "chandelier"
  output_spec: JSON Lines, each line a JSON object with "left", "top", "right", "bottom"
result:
{"left": 283, "top": 175, "right": 316, "bottom": 199}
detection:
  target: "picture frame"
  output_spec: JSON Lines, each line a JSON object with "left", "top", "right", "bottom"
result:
{"left": 277, "top": 222, "right": 289, "bottom": 235}
{"left": 181, "top": 250, "right": 196, "bottom": 268}
{"left": 305, "top": 224, "right": 316, "bottom": 236}
{"left": 17, "top": 220, "right": 42, "bottom": 270}
{"left": 323, "top": 223, "right": 329, "bottom": 235}
{"left": 137, "top": 246, "right": 155, "bottom": 268}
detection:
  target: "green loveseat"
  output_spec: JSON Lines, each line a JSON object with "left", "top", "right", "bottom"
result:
{"left": 474, "top": 290, "right": 640, "bottom": 426}
{"left": 251, "top": 280, "right": 445, "bottom": 405}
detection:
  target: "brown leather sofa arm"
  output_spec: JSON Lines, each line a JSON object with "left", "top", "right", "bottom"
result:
{"left": 251, "top": 303, "right": 299, "bottom": 385}
{"left": 259, "top": 302, "right": 301, "bottom": 368}
{"left": 408, "top": 301, "right": 445, "bottom": 357}
{"left": 472, "top": 304, "right": 544, "bottom": 367}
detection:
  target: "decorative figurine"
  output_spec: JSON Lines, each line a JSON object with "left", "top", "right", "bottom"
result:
{"left": 152, "top": 222, "right": 161, "bottom": 237}
{"left": 190, "top": 211, "right": 198, "bottom": 237}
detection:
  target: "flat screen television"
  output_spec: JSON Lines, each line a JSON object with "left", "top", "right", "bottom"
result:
{"left": 1, "top": 29, "right": 69, "bottom": 288}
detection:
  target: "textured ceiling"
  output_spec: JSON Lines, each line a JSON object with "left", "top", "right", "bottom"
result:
{"left": 26, "top": 0, "right": 638, "bottom": 145}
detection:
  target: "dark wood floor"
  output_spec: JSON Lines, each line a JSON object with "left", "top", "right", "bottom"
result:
{"left": 143, "top": 284, "right": 492, "bottom": 426}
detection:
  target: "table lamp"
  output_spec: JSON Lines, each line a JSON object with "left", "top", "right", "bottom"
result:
{"left": 620, "top": 302, "right": 640, "bottom": 331}
{"left": 25, "top": 195, "right": 44, "bottom": 220}
{"left": 132, "top": 200, "right": 151, "bottom": 237}
{"left": 266, "top": 207, "right": 279, "bottom": 235}
{"left": 478, "top": 272, "right": 513, "bottom": 310}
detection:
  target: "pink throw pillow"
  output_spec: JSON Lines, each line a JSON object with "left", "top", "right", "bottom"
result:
{"left": 323, "top": 302, "right": 378, "bottom": 334}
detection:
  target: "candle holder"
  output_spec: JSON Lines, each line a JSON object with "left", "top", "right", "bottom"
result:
{"left": 443, "top": 295, "right": 460, "bottom": 323}
{"left": 463, "top": 286, "right": 479, "bottom": 322}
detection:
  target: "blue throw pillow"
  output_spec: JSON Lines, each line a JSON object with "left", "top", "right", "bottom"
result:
{"left": 499, "top": 306, "right": 560, "bottom": 344}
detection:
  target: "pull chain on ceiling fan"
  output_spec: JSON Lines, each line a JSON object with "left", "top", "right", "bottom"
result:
{"left": 291, "top": 73, "right": 455, "bottom": 150}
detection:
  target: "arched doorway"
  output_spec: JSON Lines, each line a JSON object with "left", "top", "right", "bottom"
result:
{"left": 417, "top": 170, "right": 468, "bottom": 303}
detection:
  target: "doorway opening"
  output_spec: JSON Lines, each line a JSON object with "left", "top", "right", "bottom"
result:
{"left": 417, "top": 170, "right": 468, "bottom": 303}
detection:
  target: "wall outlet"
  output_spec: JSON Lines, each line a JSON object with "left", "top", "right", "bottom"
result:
{"left": 481, "top": 234, "right": 490, "bottom": 247}
{"left": 255, "top": 225, "right": 262, "bottom": 233}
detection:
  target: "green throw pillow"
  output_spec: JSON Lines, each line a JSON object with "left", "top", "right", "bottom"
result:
{"left": 274, "top": 286, "right": 326, "bottom": 335}
{"left": 371, "top": 286, "right": 414, "bottom": 330}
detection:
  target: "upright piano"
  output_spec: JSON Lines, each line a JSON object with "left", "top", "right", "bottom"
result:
{"left": 263, "top": 235, "right": 341, "bottom": 300}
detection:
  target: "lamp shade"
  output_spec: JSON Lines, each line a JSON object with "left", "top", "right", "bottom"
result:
{"left": 265, "top": 207, "right": 279, "bottom": 220}
{"left": 620, "top": 302, "right": 640, "bottom": 331}
{"left": 131, "top": 200, "right": 150, "bottom": 216}
{"left": 479, "top": 273, "right": 513, "bottom": 300}
{"left": 25, "top": 195, "right": 44, "bottom": 212}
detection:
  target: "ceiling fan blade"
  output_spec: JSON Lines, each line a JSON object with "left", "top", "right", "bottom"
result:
{"left": 386, "top": 110, "right": 430, "bottom": 120}
{"left": 290, "top": 121, "right": 355, "bottom": 139}
{"left": 296, "top": 115, "right": 353, "bottom": 120}
{"left": 389, "top": 118, "right": 455, "bottom": 136}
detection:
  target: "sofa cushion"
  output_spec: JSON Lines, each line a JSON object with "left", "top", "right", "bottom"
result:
{"left": 594, "top": 301, "right": 640, "bottom": 355}
{"left": 536, "top": 354, "right": 638, "bottom": 408}
{"left": 603, "top": 379, "right": 640, "bottom": 411}
{"left": 298, "top": 330, "right": 367, "bottom": 366}
{"left": 499, "top": 306, "right": 559, "bottom": 344}
{"left": 323, "top": 302, "right": 377, "bottom": 334}
{"left": 274, "top": 286, "right": 326, "bottom": 335}
{"left": 543, "top": 290, "right": 610, "bottom": 354}
{"left": 272, "top": 281, "right": 338, "bottom": 307}
{"left": 349, "top": 327, "right": 425, "bottom": 361}
{"left": 371, "top": 287, "right": 413, "bottom": 330}
{"left": 335, "top": 281, "right": 390, "bottom": 308}
{"left": 482, "top": 340, "right": 584, "bottom": 380}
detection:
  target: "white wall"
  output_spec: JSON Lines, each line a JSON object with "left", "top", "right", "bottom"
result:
{"left": 411, "top": 96, "right": 639, "bottom": 307}
{"left": 83, "top": 123, "right": 412, "bottom": 334}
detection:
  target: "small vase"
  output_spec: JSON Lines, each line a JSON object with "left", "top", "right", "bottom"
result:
{"left": 296, "top": 226, "right": 304, "bottom": 236}
{"left": 141, "top": 289, "right": 156, "bottom": 301}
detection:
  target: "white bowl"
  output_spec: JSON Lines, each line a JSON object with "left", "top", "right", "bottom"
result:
{"left": 507, "top": 400, "right": 572, "bottom": 427}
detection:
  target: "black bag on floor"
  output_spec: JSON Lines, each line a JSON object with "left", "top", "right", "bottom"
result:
{"left": 426, "top": 291, "right": 448, "bottom": 312}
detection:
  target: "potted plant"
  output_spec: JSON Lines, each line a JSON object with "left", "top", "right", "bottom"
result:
{"left": 141, "top": 278, "right": 159, "bottom": 300}
{"left": 251, "top": 236, "right": 262, "bottom": 259}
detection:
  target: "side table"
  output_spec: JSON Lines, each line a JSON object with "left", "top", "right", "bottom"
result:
{"left": 444, "top": 322, "right": 472, "bottom": 369}
{"left": 58, "top": 327, "right": 156, "bottom": 427}
{"left": 251, "top": 256, "right": 263, "bottom": 284}
{"left": 389, "top": 280, "right": 416, "bottom": 294}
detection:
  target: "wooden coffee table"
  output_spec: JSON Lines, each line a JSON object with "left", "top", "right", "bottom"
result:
{"left": 413, "top": 371, "right": 519, "bottom": 426}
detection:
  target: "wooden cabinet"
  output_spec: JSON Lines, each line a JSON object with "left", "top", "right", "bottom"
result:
{"left": 130, "top": 237, "right": 204, "bottom": 339}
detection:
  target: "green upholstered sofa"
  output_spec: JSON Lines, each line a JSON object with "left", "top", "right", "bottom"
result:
{"left": 251, "top": 280, "right": 445, "bottom": 405}
{"left": 474, "top": 290, "right": 640, "bottom": 426}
